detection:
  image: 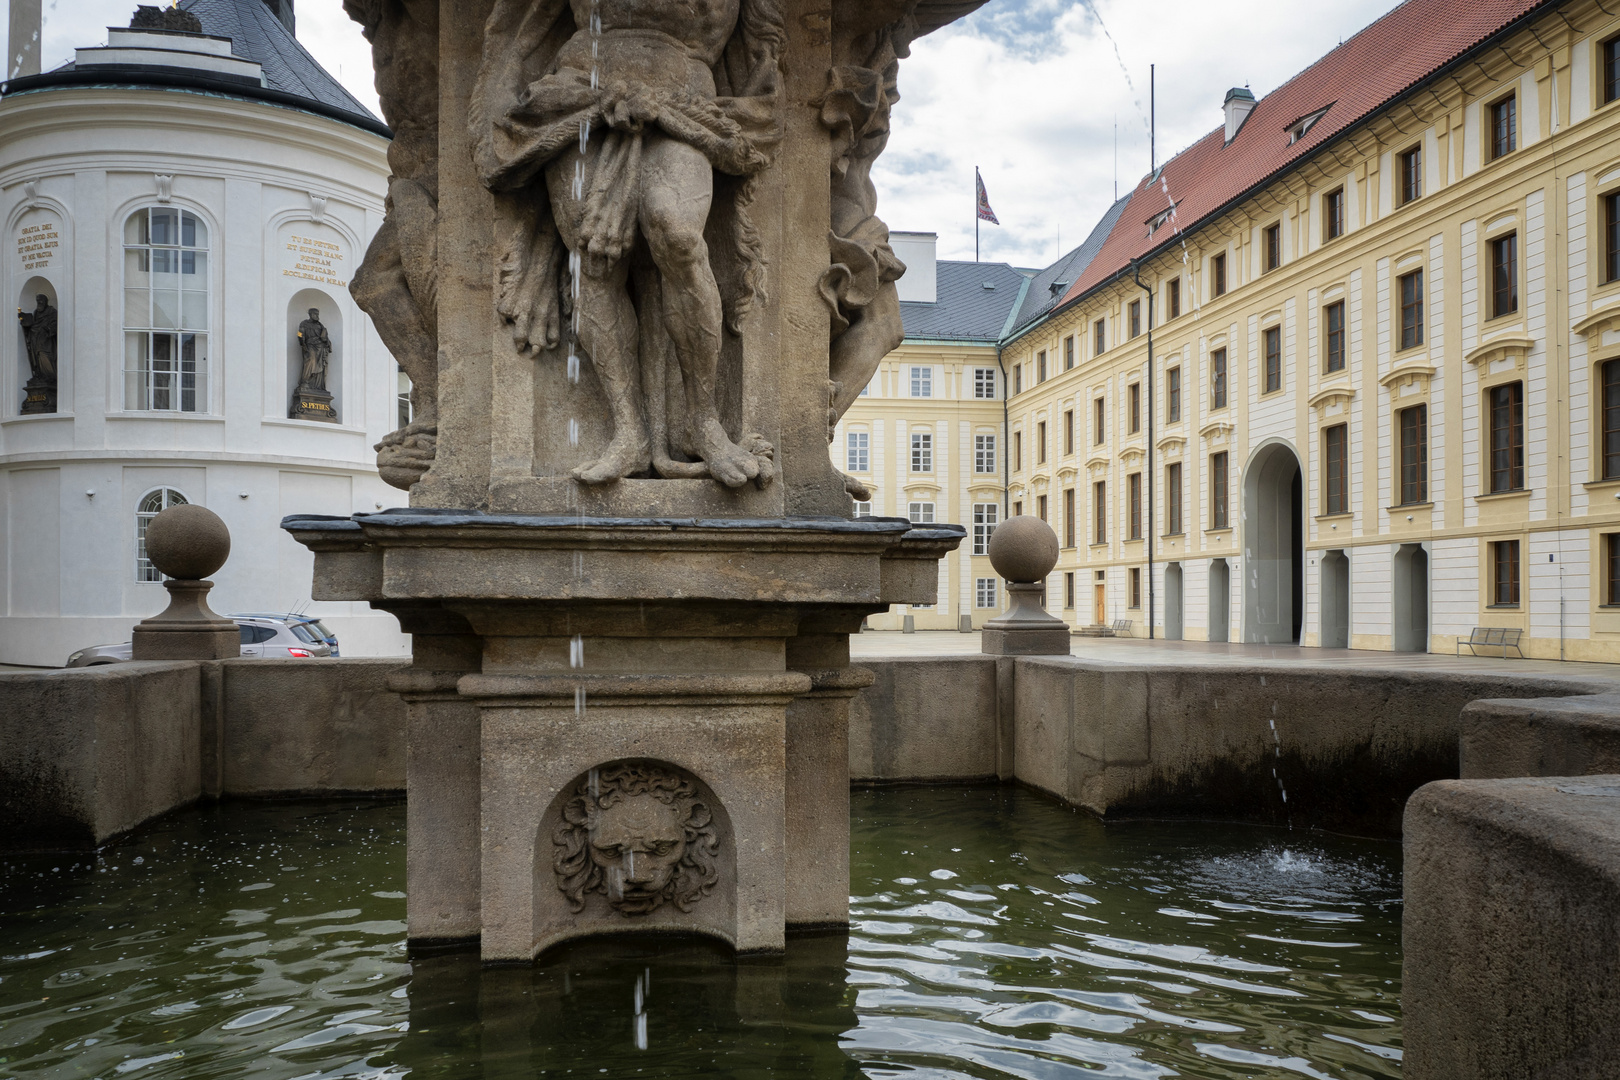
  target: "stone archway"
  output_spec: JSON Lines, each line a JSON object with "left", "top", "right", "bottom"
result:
{"left": 1242, "top": 441, "right": 1304, "bottom": 644}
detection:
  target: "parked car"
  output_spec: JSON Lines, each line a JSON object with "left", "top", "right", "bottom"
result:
{"left": 66, "top": 616, "right": 335, "bottom": 667}
{"left": 228, "top": 612, "right": 340, "bottom": 656}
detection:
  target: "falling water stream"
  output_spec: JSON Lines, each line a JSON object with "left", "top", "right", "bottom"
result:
{"left": 0, "top": 787, "right": 1401, "bottom": 1078}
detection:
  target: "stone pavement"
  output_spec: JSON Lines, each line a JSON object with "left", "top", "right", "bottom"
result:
{"left": 849, "top": 630, "right": 1620, "bottom": 684}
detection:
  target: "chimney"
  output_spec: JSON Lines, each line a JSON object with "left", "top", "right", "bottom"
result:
{"left": 1224, "top": 87, "right": 1256, "bottom": 145}
{"left": 262, "top": 0, "right": 296, "bottom": 35}
{"left": 8, "top": 0, "right": 41, "bottom": 78}
{"left": 889, "top": 231, "right": 937, "bottom": 304}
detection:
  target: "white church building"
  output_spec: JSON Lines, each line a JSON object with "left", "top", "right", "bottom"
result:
{"left": 0, "top": 0, "right": 409, "bottom": 666}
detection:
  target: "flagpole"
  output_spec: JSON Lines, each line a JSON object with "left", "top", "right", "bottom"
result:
{"left": 975, "top": 167, "right": 980, "bottom": 262}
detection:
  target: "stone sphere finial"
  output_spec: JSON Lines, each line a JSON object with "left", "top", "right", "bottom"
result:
{"left": 987, "top": 515, "right": 1059, "bottom": 583}
{"left": 145, "top": 504, "right": 231, "bottom": 580}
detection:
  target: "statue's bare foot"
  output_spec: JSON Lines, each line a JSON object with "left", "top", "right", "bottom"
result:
{"left": 696, "top": 418, "right": 762, "bottom": 488}
{"left": 571, "top": 435, "right": 651, "bottom": 485}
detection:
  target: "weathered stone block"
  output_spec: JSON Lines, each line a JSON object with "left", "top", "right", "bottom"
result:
{"left": 1461, "top": 692, "right": 1620, "bottom": 779}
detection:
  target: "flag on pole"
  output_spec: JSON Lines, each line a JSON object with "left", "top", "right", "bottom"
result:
{"left": 975, "top": 169, "right": 1000, "bottom": 224}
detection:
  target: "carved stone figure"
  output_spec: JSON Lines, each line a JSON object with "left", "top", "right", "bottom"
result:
{"left": 345, "top": 0, "right": 441, "bottom": 488}
{"left": 129, "top": 5, "right": 204, "bottom": 33}
{"left": 296, "top": 308, "right": 332, "bottom": 392}
{"left": 18, "top": 293, "right": 56, "bottom": 415}
{"left": 553, "top": 762, "right": 720, "bottom": 915}
{"left": 467, "top": 0, "right": 787, "bottom": 488}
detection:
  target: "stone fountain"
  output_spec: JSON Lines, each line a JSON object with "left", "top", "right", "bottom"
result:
{"left": 286, "top": 0, "right": 980, "bottom": 961}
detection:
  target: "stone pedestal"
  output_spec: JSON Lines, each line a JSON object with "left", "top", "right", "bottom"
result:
{"left": 130, "top": 579, "right": 240, "bottom": 660}
{"left": 289, "top": 385, "right": 337, "bottom": 423}
{"left": 21, "top": 376, "right": 54, "bottom": 414}
{"left": 982, "top": 583, "right": 1072, "bottom": 655}
{"left": 286, "top": 511, "right": 961, "bottom": 960}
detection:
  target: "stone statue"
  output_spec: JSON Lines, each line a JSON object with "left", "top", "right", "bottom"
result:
{"left": 344, "top": 0, "right": 441, "bottom": 488}
{"left": 553, "top": 762, "right": 720, "bottom": 915}
{"left": 17, "top": 293, "right": 56, "bottom": 386}
{"left": 296, "top": 308, "right": 332, "bottom": 392}
{"left": 467, "top": 0, "right": 787, "bottom": 488}
{"left": 129, "top": 5, "right": 204, "bottom": 33}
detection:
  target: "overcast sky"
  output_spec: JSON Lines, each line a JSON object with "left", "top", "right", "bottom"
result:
{"left": 35, "top": 0, "right": 1402, "bottom": 269}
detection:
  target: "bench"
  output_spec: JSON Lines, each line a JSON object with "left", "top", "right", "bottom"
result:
{"left": 1455, "top": 626, "right": 1525, "bottom": 658}
{"left": 1112, "top": 618, "right": 1134, "bottom": 638}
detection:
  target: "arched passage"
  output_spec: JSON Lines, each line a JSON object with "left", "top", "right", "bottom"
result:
{"left": 1320, "top": 549, "right": 1350, "bottom": 649}
{"left": 1392, "top": 543, "right": 1429, "bottom": 653}
{"left": 1164, "top": 562, "right": 1183, "bottom": 640}
{"left": 1242, "top": 441, "right": 1304, "bottom": 644}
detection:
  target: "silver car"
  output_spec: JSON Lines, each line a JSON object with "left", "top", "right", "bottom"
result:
{"left": 66, "top": 616, "right": 334, "bottom": 666}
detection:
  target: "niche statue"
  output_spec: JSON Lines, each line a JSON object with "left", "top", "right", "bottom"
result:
{"left": 469, "top": 0, "right": 786, "bottom": 488}
{"left": 553, "top": 762, "right": 720, "bottom": 916}
{"left": 17, "top": 293, "right": 57, "bottom": 415}
{"left": 289, "top": 307, "right": 338, "bottom": 423}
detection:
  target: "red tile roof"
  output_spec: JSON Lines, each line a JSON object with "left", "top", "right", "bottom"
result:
{"left": 1049, "top": 0, "right": 1554, "bottom": 316}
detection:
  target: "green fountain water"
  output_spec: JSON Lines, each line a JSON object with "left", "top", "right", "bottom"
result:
{"left": 0, "top": 788, "right": 1400, "bottom": 1078}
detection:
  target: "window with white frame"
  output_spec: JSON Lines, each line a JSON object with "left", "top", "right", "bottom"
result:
{"left": 860, "top": 380, "right": 871, "bottom": 396}
{"left": 972, "top": 502, "right": 999, "bottom": 555}
{"left": 846, "top": 430, "right": 869, "bottom": 472}
{"left": 911, "top": 432, "right": 933, "bottom": 472}
{"left": 908, "top": 501, "right": 935, "bottom": 523}
{"left": 136, "top": 487, "right": 190, "bottom": 581}
{"left": 974, "top": 368, "right": 996, "bottom": 398}
{"left": 397, "top": 364, "right": 413, "bottom": 428}
{"left": 974, "top": 433, "right": 996, "bottom": 473}
{"left": 852, "top": 500, "right": 872, "bottom": 517}
{"left": 910, "top": 365, "right": 933, "bottom": 397}
{"left": 976, "top": 577, "right": 998, "bottom": 608}
{"left": 123, "top": 207, "right": 209, "bottom": 412}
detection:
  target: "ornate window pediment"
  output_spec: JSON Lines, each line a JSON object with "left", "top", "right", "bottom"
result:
{"left": 1056, "top": 465, "right": 1080, "bottom": 483}
{"left": 1199, "top": 420, "right": 1235, "bottom": 444}
{"left": 1464, "top": 334, "right": 1535, "bottom": 373}
{"left": 1155, "top": 435, "right": 1186, "bottom": 455}
{"left": 1572, "top": 307, "right": 1620, "bottom": 344}
{"left": 1119, "top": 447, "right": 1144, "bottom": 467}
{"left": 1308, "top": 382, "right": 1356, "bottom": 416}
{"left": 1379, "top": 362, "right": 1435, "bottom": 396}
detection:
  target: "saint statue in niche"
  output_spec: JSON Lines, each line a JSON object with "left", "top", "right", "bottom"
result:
{"left": 296, "top": 308, "right": 333, "bottom": 392}
{"left": 469, "top": 0, "right": 786, "bottom": 488}
{"left": 553, "top": 762, "right": 720, "bottom": 915}
{"left": 17, "top": 293, "right": 57, "bottom": 415}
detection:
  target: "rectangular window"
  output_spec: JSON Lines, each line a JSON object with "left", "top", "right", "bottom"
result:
{"left": 1399, "top": 404, "right": 1428, "bottom": 505}
{"left": 974, "top": 367, "right": 996, "bottom": 398}
{"left": 910, "top": 431, "right": 932, "bottom": 472}
{"left": 1014, "top": 500, "right": 1023, "bottom": 517}
{"left": 1400, "top": 145, "right": 1423, "bottom": 204}
{"left": 1129, "top": 300, "right": 1142, "bottom": 338}
{"left": 1606, "top": 34, "right": 1620, "bottom": 105}
{"left": 910, "top": 365, "right": 932, "bottom": 397}
{"left": 1490, "top": 94, "right": 1517, "bottom": 160}
{"left": 1037, "top": 350, "right": 1047, "bottom": 383}
{"left": 972, "top": 502, "right": 999, "bottom": 555}
{"left": 1037, "top": 494, "right": 1048, "bottom": 522}
{"left": 1094, "top": 318, "right": 1106, "bottom": 355}
{"left": 1168, "top": 366, "right": 1181, "bottom": 422}
{"left": 1489, "top": 382, "right": 1524, "bottom": 493}
{"left": 976, "top": 577, "right": 999, "bottom": 609}
{"left": 1013, "top": 430, "right": 1022, "bottom": 472}
{"left": 1607, "top": 193, "right": 1620, "bottom": 285}
{"left": 1264, "top": 223, "right": 1282, "bottom": 271}
{"left": 1064, "top": 571, "right": 1075, "bottom": 609}
{"left": 1212, "top": 252, "right": 1227, "bottom": 296}
{"left": 974, "top": 433, "right": 996, "bottom": 474}
{"left": 1264, "top": 326, "right": 1282, "bottom": 393}
{"left": 852, "top": 500, "right": 872, "bottom": 517}
{"left": 1128, "top": 472, "right": 1142, "bottom": 540}
{"left": 1324, "top": 423, "right": 1348, "bottom": 515}
{"left": 1323, "top": 187, "right": 1345, "bottom": 242}
{"left": 1063, "top": 487, "right": 1076, "bottom": 547}
{"left": 1609, "top": 534, "right": 1620, "bottom": 605}
{"left": 1128, "top": 383, "right": 1141, "bottom": 433}
{"left": 1014, "top": 365, "right": 1023, "bottom": 395}
{"left": 907, "top": 501, "right": 935, "bottom": 524}
{"left": 1211, "top": 451, "right": 1229, "bottom": 528}
{"left": 1489, "top": 232, "right": 1519, "bottom": 319}
{"left": 1605, "top": 359, "right": 1620, "bottom": 479}
{"left": 1094, "top": 397, "right": 1106, "bottom": 444}
{"left": 845, "top": 430, "right": 868, "bottom": 472}
{"left": 1065, "top": 335, "right": 1075, "bottom": 370}
{"left": 1324, "top": 301, "right": 1345, "bottom": 373}
{"left": 1400, "top": 269, "right": 1424, "bottom": 350}
{"left": 1036, "top": 421, "right": 1047, "bottom": 464}
{"left": 1211, "top": 348, "right": 1227, "bottom": 408}
{"left": 1167, "top": 278, "right": 1181, "bottom": 319}
{"left": 1093, "top": 481, "right": 1107, "bottom": 543}
{"left": 1129, "top": 567, "right": 1141, "bottom": 609}
{"left": 1063, "top": 410, "right": 1074, "bottom": 455}
{"left": 1167, "top": 461, "right": 1183, "bottom": 535}
{"left": 1491, "top": 539, "right": 1520, "bottom": 607}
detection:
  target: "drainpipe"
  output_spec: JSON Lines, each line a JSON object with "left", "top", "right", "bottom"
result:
{"left": 1133, "top": 260, "right": 1156, "bottom": 640}
{"left": 996, "top": 345, "right": 1010, "bottom": 522}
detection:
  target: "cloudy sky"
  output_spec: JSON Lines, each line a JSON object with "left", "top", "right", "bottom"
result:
{"left": 35, "top": 0, "right": 1402, "bottom": 269}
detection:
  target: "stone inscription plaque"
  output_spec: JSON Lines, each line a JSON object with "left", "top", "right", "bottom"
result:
{"left": 282, "top": 233, "right": 347, "bottom": 288}
{"left": 16, "top": 221, "right": 58, "bottom": 271}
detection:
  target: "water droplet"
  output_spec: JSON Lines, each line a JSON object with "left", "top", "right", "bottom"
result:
{"left": 568, "top": 418, "right": 580, "bottom": 446}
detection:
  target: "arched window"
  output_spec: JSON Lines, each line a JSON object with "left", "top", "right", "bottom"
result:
{"left": 123, "top": 208, "right": 209, "bottom": 412}
{"left": 136, "top": 487, "right": 189, "bottom": 581}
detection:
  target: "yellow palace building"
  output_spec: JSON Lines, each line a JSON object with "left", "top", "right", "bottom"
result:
{"left": 844, "top": 0, "right": 1620, "bottom": 659}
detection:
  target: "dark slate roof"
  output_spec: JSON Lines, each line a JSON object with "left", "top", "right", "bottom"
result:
{"left": 177, "top": 0, "right": 377, "bottom": 121}
{"left": 1004, "top": 195, "right": 1130, "bottom": 339}
{"left": 900, "top": 260, "right": 1031, "bottom": 343}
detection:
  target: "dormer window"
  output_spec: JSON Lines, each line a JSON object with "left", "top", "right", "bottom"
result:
{"left": 1286, "top": 106, "right": 1331, "bottom": 144}
{"left": 1147, "top": 205, "right": 1176, "bottom": 237}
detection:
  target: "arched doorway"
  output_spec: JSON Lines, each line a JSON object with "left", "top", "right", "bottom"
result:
{"left": 1208, "top": 558, "right": 1230, "bottom": 642}
{"left": 1164, "top": 562, "right": 1184, "bottom": 640}
{"left": 1321, "top": 549, "right": 1350, "bottom": 649}
{"left": 1392, "top": 543, "right": 1429, "bottom": 652}
{"left": 1242, "top": 441, "right": 1304, "bottom": 644}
